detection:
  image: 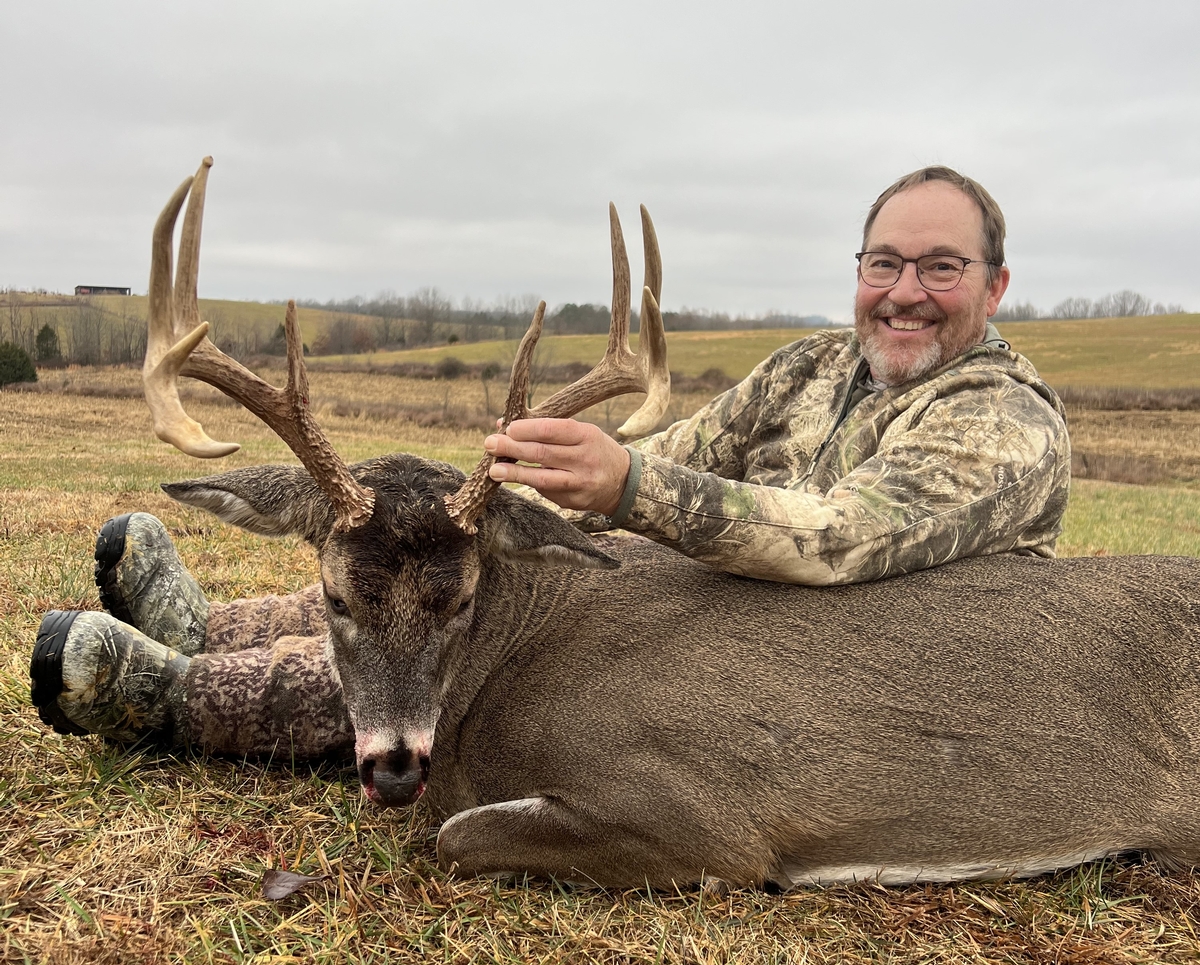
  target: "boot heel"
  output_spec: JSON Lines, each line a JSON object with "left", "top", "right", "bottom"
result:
{"left": 31, "top": 611, "right": 89, "bottom": 735}
{"left": 95, "top": 513, "right": 133, "bottom": 622}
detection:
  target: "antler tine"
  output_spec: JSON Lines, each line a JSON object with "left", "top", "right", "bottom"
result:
{"left": 443, "top": 301, "right": 546, "bottom": 534}
{"left": 145, "top": 159, "right": 239, "bottom": 458}
{"left": 619, "top": 204, "right": 669, "bottom": 439}
{"left": 607, "top": 202, "right": 631, "bottom": 358}
{"left": 443, "top": 204, "right": 671, "bottom": 534}
{"left": 174, "top": 156, "right": 211, "bottom": 331}
{"left": 641, "top": 203, "right": 662, "bottom": 305}
{"left": 144, "top": 158, "right": 375, "bottom": 531}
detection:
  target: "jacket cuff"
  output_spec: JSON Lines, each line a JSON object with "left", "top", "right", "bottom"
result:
{"left": 608, "top": 446, "right": 643, "bottom": 527}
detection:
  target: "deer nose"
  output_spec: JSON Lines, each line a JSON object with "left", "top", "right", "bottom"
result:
{"left": 358, "top": 745, "right": 430, "bottom": 807}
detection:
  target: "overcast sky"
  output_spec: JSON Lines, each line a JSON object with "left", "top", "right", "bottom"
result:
{"left": 2, "top": 1, "right": 1197, "bottom": 322}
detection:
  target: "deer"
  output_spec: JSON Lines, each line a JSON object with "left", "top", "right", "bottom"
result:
{"left": 138, "top": 157, "right": 1200, "bottom": 889}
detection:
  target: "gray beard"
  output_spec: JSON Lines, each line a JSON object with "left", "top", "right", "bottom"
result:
{"left": 859, "top": 330, "right": 944, "bottom": 386}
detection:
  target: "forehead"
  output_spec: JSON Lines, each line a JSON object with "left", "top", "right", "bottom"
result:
{"left": 866, "top": 181, "right": 984, "bottom": 257}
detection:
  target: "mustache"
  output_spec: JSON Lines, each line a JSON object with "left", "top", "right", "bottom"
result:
{"left": 868, "top": 300, "right": 947, "bottom": 323}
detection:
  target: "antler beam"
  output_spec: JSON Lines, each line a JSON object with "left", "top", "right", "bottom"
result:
{"left": 444, "top": 204, "right": 670, "bottom": 534}
{"left": 144, "top": 157, "right": 375, "bottom": 531}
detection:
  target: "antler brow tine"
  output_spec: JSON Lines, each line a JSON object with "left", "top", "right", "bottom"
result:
{"left": 144, "top": 158, "right": 375, "bottom": 531}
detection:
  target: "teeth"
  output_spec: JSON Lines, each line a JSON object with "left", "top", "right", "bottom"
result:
{"left": 887, "top": 318, "right": 932, "bottom": 331}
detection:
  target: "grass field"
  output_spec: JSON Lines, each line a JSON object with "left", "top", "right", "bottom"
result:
{"left": 312, "top": 312, "right": 1200, "bottom": 386}
{"left": 3, "top": 322, "right": 1200, "bottom": 962}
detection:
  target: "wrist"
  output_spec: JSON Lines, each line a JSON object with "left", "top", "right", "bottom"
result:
{"left": 607, "top": 446, "right": 641, "bottom": 525}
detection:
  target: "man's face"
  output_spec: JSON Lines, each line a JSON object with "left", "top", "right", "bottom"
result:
{"left": 854, "top": 181, "right": 1010, "bottom": 385}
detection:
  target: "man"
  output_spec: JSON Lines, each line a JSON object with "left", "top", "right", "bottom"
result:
{"left": 32, "top": 165, "right": 1070, "bottom": 754}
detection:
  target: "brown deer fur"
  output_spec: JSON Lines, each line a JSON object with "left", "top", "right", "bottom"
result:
{"left": 166, "top": 455, "right": 1200, "bottom": 888}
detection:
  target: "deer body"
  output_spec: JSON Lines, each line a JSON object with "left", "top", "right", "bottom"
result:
{"left": 170, "top": 457, "right": 1200, "bottom": 889}
{"left": 422, "top": 529, "right": 1200, "bottom": 887}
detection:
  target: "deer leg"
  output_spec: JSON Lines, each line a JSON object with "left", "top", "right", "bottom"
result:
{"left": 204, "top": 584, "right": 328, "bottom": 654}
{"left": 436, "top": 797, "right": 708, "bottom": 889}
{"left": 185, "top": 634, "right": 352, "bottom": 759}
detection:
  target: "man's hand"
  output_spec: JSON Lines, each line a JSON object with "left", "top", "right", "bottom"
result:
{"left": 485, "top": 419, "right": 631, "bottom": 516}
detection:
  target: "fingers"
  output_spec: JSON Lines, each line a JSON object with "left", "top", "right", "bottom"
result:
{"left": 503, "top": 419, "right": 594, "bottom": 444}
{"left": 481, "top": 417, "right": 630, "bottom": 515}
{"left": 486, "top": 463, "right": 579, "bottom": 492}
{"left": 484, "top": 419, "right": 596, "bottom": 465}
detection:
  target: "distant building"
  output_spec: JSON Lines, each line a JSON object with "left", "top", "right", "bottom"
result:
{"left": 75, "top": 285, "right": 131, "bottom": 296}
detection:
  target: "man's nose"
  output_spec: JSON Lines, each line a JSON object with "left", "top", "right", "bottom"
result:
{"left": 886, "top": 261, "right": 928, "bottom": 305}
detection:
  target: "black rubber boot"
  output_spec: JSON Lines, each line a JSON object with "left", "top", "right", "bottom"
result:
{"left": 30, "top": 610, "right": 192, "bottom": 743}
{"left": 94, "top": 513, "right": 208, "bottom": 656}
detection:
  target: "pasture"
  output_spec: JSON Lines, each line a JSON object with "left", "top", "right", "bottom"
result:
{"left": 2, "top": 317, "right": 1200, "bottom": 962}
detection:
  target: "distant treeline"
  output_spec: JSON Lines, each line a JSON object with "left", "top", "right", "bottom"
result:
{"left": 0, "top": 286, "right": 833, "bottom": 367}
{"left": 1, "top": 293, "right": 146, "bottom": 366}
{"left": 993, "top": 290, "right": 1186, "bottom": 322}
{"left": 299, "top": 289, "right": 830, "bottom": 344}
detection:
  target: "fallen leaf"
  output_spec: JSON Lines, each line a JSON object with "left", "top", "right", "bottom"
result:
{"left": 261, "top": 868, "right": 325, "bottom": 900}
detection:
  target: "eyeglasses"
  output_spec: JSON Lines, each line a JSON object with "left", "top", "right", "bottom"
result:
{"left": 855, "top": 251, "right": 1000, "bottom": 292}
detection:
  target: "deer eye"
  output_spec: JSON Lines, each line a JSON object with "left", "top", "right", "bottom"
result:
{"left": 327, "top": 594, "right": 349, "bottom": 615}
{"left": 455, "top": 598, "right": 472, "bottom": 617}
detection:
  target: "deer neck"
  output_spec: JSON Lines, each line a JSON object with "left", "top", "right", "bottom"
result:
{"left": 432, "top": 555, "right": 580, "bottom": 742}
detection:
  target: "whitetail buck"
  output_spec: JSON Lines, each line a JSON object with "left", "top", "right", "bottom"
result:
{"left": 142, "top": 158, "right": 1200, "bottom": 888}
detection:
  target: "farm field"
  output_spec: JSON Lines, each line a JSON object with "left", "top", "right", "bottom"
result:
{"left": 3, "top": 321, "right": 1200, "bottom": 962}
{"left": 315, "top": 311, "right": 1200, "bottom": 387}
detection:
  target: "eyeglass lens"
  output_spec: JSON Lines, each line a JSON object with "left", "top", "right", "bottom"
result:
{"left": 858, "top": 253, "right": 968, "bottom": 291}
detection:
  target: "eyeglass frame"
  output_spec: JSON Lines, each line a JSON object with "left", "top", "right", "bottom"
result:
{"left": 854, "top": 250, "right": 1002, "bottom": 292}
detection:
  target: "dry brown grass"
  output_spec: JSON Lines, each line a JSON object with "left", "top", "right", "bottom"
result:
{"left": 5, "top": 366, "right": 1200, "bottom": 962}
{"left": 1066, "top": 409, "right": 1200, "bottom": 488}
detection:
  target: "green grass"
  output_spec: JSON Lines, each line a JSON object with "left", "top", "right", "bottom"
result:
{"left": 999, "top": 313, "right": 1200, "bottom": 389}
{"left": 1059, "top": 480, "right": 1200, "bottom": 557}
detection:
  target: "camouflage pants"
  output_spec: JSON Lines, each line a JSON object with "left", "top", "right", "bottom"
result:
{"left": 184, "top": 585, "right": 354, "bottom": 760}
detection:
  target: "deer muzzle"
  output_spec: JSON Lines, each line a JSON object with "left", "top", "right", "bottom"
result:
{"left": 356, "top": 730, "right": 432, "bottom": 807}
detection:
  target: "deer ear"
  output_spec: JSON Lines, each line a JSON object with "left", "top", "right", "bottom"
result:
{"left": 162, "top": 465, "right": 337, "bottom": 545}
{"left": 481, "top": 489, "right": 619, "bottom": 570}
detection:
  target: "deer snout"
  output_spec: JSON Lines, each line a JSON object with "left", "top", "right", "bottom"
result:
{"left": 356, "top": 732, "right": 432, "bottom": 807}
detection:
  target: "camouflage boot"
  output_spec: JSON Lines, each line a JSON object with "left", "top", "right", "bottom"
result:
{"left": 30, "top": 610, "right": 192, "bottom": 743}
{"left": 94, "top": 513, "right": 209, "bottom": 656}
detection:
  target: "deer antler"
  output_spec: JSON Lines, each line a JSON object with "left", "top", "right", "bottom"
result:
{"left": 144, "top": 157, "right": 375, "bottom": 531}
{"left": 444, "top": 203, "right": 670, "bottom": 534}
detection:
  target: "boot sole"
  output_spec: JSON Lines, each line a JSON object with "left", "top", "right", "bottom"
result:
{"left": 94, "top": 513, "right": 133, "bottom": 624}
{"left": 30, "top": 610, "right": 90, "bottom": 736}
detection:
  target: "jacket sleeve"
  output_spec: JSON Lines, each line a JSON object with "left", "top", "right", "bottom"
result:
{"left": 612, "top": 379, "right": 1069, "bottom": 585}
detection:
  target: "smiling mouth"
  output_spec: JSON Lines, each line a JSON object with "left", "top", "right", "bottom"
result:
{"left": 884, "top": 318, "right": 935, "bottom": 332}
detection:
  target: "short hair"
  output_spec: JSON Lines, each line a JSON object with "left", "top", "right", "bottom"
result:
{"left": 862, "top": 166, "right": 1006, "bottom": 281}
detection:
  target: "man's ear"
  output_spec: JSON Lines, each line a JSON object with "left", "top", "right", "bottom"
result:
{"left": 985, "top": 265, "right": 1012, "bottom": 317}
{"left": 161, "top": 465, "right": 337, "bottom": 546}
{"left": 480, "top": 488, "right": 619, "bottom": 570}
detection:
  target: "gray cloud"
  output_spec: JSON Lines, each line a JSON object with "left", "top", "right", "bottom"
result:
{"left": 2, "top": 0, "right": 1197, "bottom": 320}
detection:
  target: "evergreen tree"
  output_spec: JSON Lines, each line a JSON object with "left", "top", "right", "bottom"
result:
{"left": 35, "top": 324, "right": 61, "bottom": 361}
{"left": 0, "top": 342, "right": 37, "bottom": 386}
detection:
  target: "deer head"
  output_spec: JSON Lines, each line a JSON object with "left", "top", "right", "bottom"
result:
{"left": 145, "top": 158, "right": 670, "bottom": 805}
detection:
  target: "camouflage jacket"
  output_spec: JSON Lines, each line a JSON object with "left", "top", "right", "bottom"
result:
{"left": 564, "top": 325, "right": 1070, "bottom": 586}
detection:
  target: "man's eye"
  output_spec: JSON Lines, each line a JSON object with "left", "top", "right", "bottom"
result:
{"left": 867, "top": 255, "right": 898, "bottom": 269}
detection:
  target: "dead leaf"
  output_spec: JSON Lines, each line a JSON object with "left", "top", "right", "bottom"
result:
{"left": 261, "top": 868, "right": 325, "bottom": 900}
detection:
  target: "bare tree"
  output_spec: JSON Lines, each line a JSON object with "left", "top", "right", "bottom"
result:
{"left": 1094, "top": 290, "right": 1153, "bottom": 318}
{"left": 407, "top": 287, "right": 453, "bottom": 345}
{"left": 1052, "top": 297, "right": 1096, "bottom": 319}
{"left": 63, "top": 299, "right": 107, "bottom": 364}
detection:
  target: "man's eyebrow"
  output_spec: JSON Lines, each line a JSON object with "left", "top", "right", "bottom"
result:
{"left": 924, "top": 244, "right": 971, "bottom": 257}
{"left": 865, "top": 243, "right": 972, "bottom": 257}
